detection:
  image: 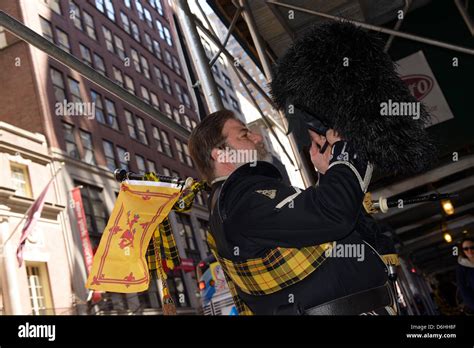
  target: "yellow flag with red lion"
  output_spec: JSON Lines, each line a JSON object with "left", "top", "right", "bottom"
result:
{"left": 86, "top": 181, "right": 180, "bottom": 293}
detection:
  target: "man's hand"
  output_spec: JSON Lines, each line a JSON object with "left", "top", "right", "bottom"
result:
{"left": 309, "top": 129, "right": 342, "bottom": 174}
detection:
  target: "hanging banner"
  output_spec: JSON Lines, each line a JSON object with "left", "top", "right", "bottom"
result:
{"left": 71, "top": 187, "right": 94, "bottom": 274}
{"left": 396, "top": 50, "right": 454, "bottom": 127}
{"left": 86, "top": 182, "right": 180, "bottom": 293}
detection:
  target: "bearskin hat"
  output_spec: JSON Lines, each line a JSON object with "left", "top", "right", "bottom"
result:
{"left": 270, "top": 21, "right": 436, "bottom": 174}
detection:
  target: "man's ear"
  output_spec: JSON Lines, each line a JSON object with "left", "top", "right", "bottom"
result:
{"left": 211, "top": 148, "right": 220, "bottom": 162}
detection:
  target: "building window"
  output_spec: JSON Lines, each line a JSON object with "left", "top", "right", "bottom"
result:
{"left": 120, "top": 11, "right": 130, "bottom": 34}
{"left": 125, "top": 111, "right": 148, "bottom": 145}
{"left": 217, "top": 84, "right": 227, "bottom": 102}
{"left": 176, "top": 213, "right": 199, "bottom": 254}
{"left": 102, "top": 26, "right": 114, "bottom": 52}
{"left": 124, "top": 74, "right": 135, "bottom": 94}
{"left": 131, "top": 20, "right": 140, "bottom": 42}
{"left": 182, "top": 91, "right": 191, "bottom": 109}
{"left": 83, "top": 11, "right": 97, "bottom": 40}
{"left": 136, "top": 154, "right": 146, "bottom": 174}
{"left": 125, "top": 110, "right": 137, "bottom": 139}
{"left": 77, "top": 184, "right": 108, "bottom": 247}
{"left": 68, "top": 77, "right": 82, "bottom": 103}
{"left": 141, "top": 86, "right": 150, "bottom": 103}
{"left": 223, "top": 73, "right": 232, "bottom": 88}
{"left": 112, "top": 66, "right": 124, "bottom": 86}
{"left": 163, "top": 102, "right": 172, "bottom": 118}
{"left": 152, "top": 126, "right": 163, "bottom": 153}
{"left": 156, "top": 0, "right": 164, "bottom": 16}
{"left": 150, "top": 91, "right": 159, "bottom": 109}
{"left": 172, "top": 57, "right": 181, "bottom": 75}
{"left": 167, "top": 273, "right": 189, "bottom": 308}
{"left": 44, "top": 0, "right": 62, "bottom": 15}
{"left": 183, "top": 115, "right": 191, "bottom": 131}
{"left": 162, "top": 73, "right": 171, "bottom": 95}
{"left": 152, "top": 40, "right": 162, "bottom": 59}
{"left": 135, "top": 0, "right": 144, "bottom": 20}
{"left": 163, "top": 27, "right": 172, "bottom": 46}
{"left": 144, "top": 8, "right": 153, "bottom": 28}
{"left": 124, "top": 0, "right": 132, "bottom": 9}
{"left": 79, "top": 43, "right": 92, "bottom": 65}
{"left": 164, "top": 51, "right": 172, "bottom": 68}
{"left": 140, "top": 55, "right": 150, "bottom": 79}
{"left": 130, "top": 113, "right": 149, "bottom": 145}
{"left": 162, "top": 167, "right": 171, "bottom": 176}
{"left": 161, "top": 130, "right": 172, "bottom": 156}
{"left": 0, "top": 25, "right": 7, "bottom": 49}
{"left": 174, "top": 83, "right": 184, "bottom": 104}
{"left": 114, "top": 35, "right": 126, "bottom": 60}
{"left": 130, "top": 48, "right": 141, "bottom": 73}
{"left": 211, "top": 63, "right": 220, "bottom": 77}
{"left": 63, "top": 123, "right": 80, "bottom": 159}
{"left": 95, "top": 0, "right": 105, "bottom": 13}
{"left": 172, "top": 109, "right": 181, "bottom": 124}
{"left": 26, "top": 262, "right": 54, "bottom": 315}
{"left": 183, "top": 143, "right": 193, "bottom": 167}
{"left": 104, "top": 0, "right": 115, "bottom": 21}
{"left": 144, "top": 32, "right": 153, "bottom": 52}
{"left": 103, "top": 140, "right": 116, "bottom": 171}
{"left": 174, "top": 139, "right": 185, "bottom": 163}
{"left": 39, "top": 17, "right": 54, "bottom": 43}
{"left": 56, "top": 28, "right": 71, "bottom": 53}
{"left": 156, "top": 19, "right": 164, "bottom": 39}
{"left": 10, "top": 163, "right": 32, "bottom": 198}
{"left": 104, "top": 98, "right": 119, "bottom": 130}
{"left": 154, "top": 66, "right": 163, "bottom": 89}
{"left": 230, "top": 96, "right": 240, "bottom": 112}
{"left": 93, "top": 53, "right": 106, "bottom": 75}
{"left": 116, "top": 146, "right": 129, "bottom": 171}
{"left": 90, "top": 90, "right": 105, "bottom": 123}
{"left": 50, "top": 67, "right": 66, "bottom": 103}
{"left": 198, "top": 219, "right": 210, "bottom": 253}
{"left": 80, "top": 130, "right": 96, "bottom": 165}
{"left": 69, "top": 1, "right": 83, "bottom": 30}
{"left": 147, "top": 159, "right": 156, "bottom": 173}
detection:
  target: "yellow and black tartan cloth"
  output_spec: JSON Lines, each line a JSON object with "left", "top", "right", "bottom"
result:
{"left": 144, "top": 172, "right": 207, "bottom": 278}
{"left": 206, "top": 231, "right": 334, "bottom": 315}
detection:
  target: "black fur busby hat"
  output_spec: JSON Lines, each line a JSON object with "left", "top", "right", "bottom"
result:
{"left": 270, "top": 21, "right": 436, "bottom": 174}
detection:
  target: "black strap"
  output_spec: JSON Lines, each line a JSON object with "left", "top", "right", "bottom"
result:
{"left": 304, "top": 283, "right": 393, "bottom": 315}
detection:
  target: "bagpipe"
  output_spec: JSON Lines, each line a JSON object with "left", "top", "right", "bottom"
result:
{"left": 363, "top": 192, "right": 458, "bottom": 214}
{"left": 86, "top": 169, "right": 207, "bottom": 315}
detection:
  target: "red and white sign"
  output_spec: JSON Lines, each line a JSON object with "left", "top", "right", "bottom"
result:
{"left": 176, "top": 258, "right": 195, "bottom": 272}
{"left": 71, "top": 187, "right": 94, "bottom": 274}
{"left": 72, "top": 187, "right": 102, "bottom": 303}
{"left": 396, "top": 50, "right": 454, "bottom": 127}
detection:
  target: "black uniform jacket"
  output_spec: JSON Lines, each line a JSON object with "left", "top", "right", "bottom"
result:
{"left": 208, "top": 141, "right": 388, "bottom": 315}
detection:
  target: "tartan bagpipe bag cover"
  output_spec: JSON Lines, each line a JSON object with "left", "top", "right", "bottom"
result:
{"left": 86, "top": 181, "right": 181, "bottom": 293}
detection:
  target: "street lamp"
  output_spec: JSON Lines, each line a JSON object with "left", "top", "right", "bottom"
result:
{"left": 441, "top": 199, "right": 455, "bottom": 215}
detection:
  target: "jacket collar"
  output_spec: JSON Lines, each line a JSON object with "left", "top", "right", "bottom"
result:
{"left": 458, "top": 256, "right": 474, "bottom": 268}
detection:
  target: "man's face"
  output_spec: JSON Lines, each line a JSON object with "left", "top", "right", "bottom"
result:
{"left": 218, "top": 119, "right": 269, "bottom": 167}
{"left": 462, "top": 240, "right": 474, "bottom": 261}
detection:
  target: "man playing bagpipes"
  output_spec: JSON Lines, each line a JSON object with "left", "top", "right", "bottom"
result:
{"left": 187, "top": 22, "right": 436, "bottom": 315}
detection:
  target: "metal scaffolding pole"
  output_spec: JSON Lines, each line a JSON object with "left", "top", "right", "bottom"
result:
{"left": 234, "top": 67, "right": 295, "bottom": 167}
{"left": 174, "top": 0, "right": 224, "bottom": 113}
{"left": 384, "top": 0, "right": 412, "bottom": 52}
{"left": 238, "top": 0, "right": 315, "bottom": 187}
{"left": 0, "top": 10, "right": 190, "bottom": 139}
{"left": 193, "top": 19, "right": 287, "bottom": 134}
{"left": 266, "top": 0, "right": 474, "bottom": 56}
